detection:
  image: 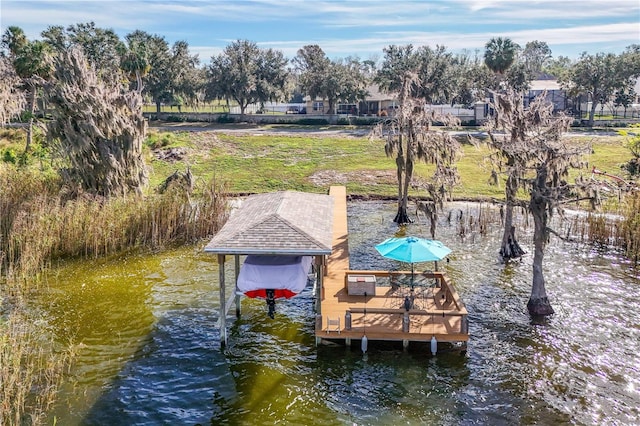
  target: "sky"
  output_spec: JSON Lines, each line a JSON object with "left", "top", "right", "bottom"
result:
{"left": 1, "top": 0, "right": 639, "bottom": 64}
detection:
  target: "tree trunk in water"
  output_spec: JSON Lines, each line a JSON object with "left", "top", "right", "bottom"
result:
{"left": 501, "top": 224, "right": 526, "bottom": 261}
{"left": 528, "top": 191, "right": 554, "bottom": 317}
{"left": 499, "top": 174, "right": 526, "bottom": 261}
{"left": 394, "top": 135, "right": 414, "bottom": 225}
{"left": 393, "top": 204, "right": 412, "bottom": 224}
{"left": 393, "top": 167, "right": 413, "bottom": 224}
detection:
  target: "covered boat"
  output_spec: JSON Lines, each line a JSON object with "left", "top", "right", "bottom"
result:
{"left": 238, "top": 255, "right": 313, "bottom": 318}
{"left": 238, "top": 255, "right": 313, "bottom": 299}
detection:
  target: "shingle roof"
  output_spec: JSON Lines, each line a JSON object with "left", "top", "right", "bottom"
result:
{"left": 204, "top": 191, "right": 334, "bottom": 255}
{"left": 365, "top": 85, "right": 398, "bottom": 102}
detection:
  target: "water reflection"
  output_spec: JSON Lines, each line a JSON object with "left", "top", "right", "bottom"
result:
{"left": 42, "top": 201, "right": 640, "bottom": 425}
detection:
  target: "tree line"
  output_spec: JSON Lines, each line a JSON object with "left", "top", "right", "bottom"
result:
{"left": 2, "top": 22, "right": 639, "bottom": 129}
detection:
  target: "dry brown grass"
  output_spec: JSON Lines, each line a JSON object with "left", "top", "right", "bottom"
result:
{"left": 0, "top": 311, "right": 72, "bottom": 425}
{"left": 569, "top": 192, "right": 640, "bottom": 266}
{"left": 0, "top": 164, "right": 228, "bottom": 424}
{"left": 1, "top": 167, "right": 228, "bottom": 293}
{"left": 619, "top": 192, "right": 640, "bottom": 264}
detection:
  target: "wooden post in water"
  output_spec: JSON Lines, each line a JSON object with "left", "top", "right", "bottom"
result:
{"left": 218, "top": 254, "right": 227, "bottom": 347}
{"left": 315, "top": 256, "right": 324, "bottom": 314}
{"left": 315, "top": 314, "right": 322, "bottom": 345}
{"left": 234, "top": 255, "right": 241, "bottom": 318}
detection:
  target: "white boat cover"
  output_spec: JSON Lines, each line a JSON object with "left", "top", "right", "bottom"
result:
{"left": 237, "top": 255, "right": 313, "bottom": 297}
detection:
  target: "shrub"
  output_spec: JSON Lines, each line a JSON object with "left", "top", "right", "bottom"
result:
{"left": 216, "top": 114, "right": 235, "bottom": 124}
{"left": 296, "top": 118, "right": 329, "bottom": 125}
{"left": 2, "top": 148, "right": 17, "bottom": 164}
{"left": 164, "top": 115, "right": 186, "bottom": 123}
{"left": 335, "top": 117, "right": 379, "bottom": 126}
{"left": 146, "top": 132, "right": 176, "bottom": 149}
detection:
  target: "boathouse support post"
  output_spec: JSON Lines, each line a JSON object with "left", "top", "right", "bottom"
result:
{"left": 234, "top": 255, "right": 241, "bottom": 318}
{"left": 315, "top": 314, "right": 322, "bottom": 345}
{"left": 315, "top": 260, "right": 323, "bottom": 314}
{"left": 218, "top": 254, "right": 227, "bottom": 348}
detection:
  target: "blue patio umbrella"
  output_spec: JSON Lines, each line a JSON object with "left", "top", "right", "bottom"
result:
{"left": 375, "top": 236, "right": 451, "bottom": 284}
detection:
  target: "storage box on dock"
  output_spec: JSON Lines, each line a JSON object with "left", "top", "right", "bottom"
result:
{"left": 346, "top": 274, "right": 376, "bottom": 296}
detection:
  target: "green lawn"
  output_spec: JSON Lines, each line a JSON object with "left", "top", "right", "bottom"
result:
{"left": 1, "top": 124, "right": 631, "bottom": 200}
{"left": 145, "top": 127, "right": 634, "bottom": 200}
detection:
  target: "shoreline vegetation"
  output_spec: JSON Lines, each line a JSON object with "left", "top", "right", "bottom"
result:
{"left": 1, "top": 123, "right": 639, "bottom": 424}
{"left": 1, "top": 122, "right": 229, "bottom": 423}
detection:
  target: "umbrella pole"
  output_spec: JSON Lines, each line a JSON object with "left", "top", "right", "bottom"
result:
{"left": 409, "top": 263, "right": 415, "bottom": 309}
{"left": 410, "top": 263, "right": 414, "bottom": 289}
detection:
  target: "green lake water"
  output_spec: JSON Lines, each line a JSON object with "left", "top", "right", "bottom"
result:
{"left": 40, "top": 201, "right": 639, "bottom": 425}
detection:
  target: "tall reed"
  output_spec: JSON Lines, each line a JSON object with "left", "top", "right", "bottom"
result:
{"left": 0, "top": 165, "right": 228, "bottom": 424}
{"left": 619, "top": 192, "right": 640, "bottom": 264}
{"left": 0, "top": 311, "right": 71, "bottom": 425}
{"left": 1, "top": 170, "right": 228, "bottom": 293}
{"left": 582, "top": 192, "right": 640, "bottom": 266}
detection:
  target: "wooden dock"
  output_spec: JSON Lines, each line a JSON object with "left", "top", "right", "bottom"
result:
{"left": 315, "top": 186, "right": 469, "bottom": 348}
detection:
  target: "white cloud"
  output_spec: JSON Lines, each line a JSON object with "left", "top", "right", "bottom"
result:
{"left": 3, "top": 0, "right": 637, "bottom": 61}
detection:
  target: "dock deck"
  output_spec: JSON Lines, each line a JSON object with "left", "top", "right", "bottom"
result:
{"left": 316, "top": 186, "right": 469, "bottom": 346}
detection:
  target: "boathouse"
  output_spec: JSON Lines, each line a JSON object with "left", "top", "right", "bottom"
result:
{"left": 204, "top": 186, "right": 469, "bottom": 351}
{"left": 204, "top": 190, "right": 334, "bottom": 345}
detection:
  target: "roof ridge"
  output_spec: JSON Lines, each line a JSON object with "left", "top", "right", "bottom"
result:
{"left": 272, "top": 214, "right": 329, "bottom": 250}
{"left": 204, "top": 190, "right": 333, "bottom": 255}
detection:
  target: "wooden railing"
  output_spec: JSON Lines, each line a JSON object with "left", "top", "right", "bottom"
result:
{"left": 339, "top": 269, "right": 468, "bottom": 336}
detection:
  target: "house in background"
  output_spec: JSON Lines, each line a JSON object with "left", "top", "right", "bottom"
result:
{"left": 354, "top": 85, "right": 398, "bottom": 116}
{"left": 525, "top": 79, "right": 567, "bottom": 112}
{"left": 305, "top": 85, "right": 398, "bottom": 116}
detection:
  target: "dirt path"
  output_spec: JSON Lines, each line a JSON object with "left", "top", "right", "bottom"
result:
{"left": 148, "top": 122, "right": 371, "bottom": 137}
{"left": 148, "top": 121, "right": 619, "bottom": 138}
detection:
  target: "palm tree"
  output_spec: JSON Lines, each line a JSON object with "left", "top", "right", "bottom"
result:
{"left": 1, "top": 26, "right": 53, "bottom": 152}
{"left": 121, "top": 47, "right": 150, "bottom": 93}
{"left": 484, "top": 37, "right": 520, "bottom": 75}
{"left": 1, "top": 26, "right": 27, "bottom": 54}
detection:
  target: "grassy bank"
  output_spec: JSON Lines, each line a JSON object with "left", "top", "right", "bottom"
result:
{"left": 146, "top": 125, "right": 637, "bottom": 261}
{"left": 145, "top": 126, "right": 632, "bottom": 200}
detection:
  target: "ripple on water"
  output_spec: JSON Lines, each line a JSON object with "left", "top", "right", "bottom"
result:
{"left": 45, "top": 201, "right": 640, "bottom": 425}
